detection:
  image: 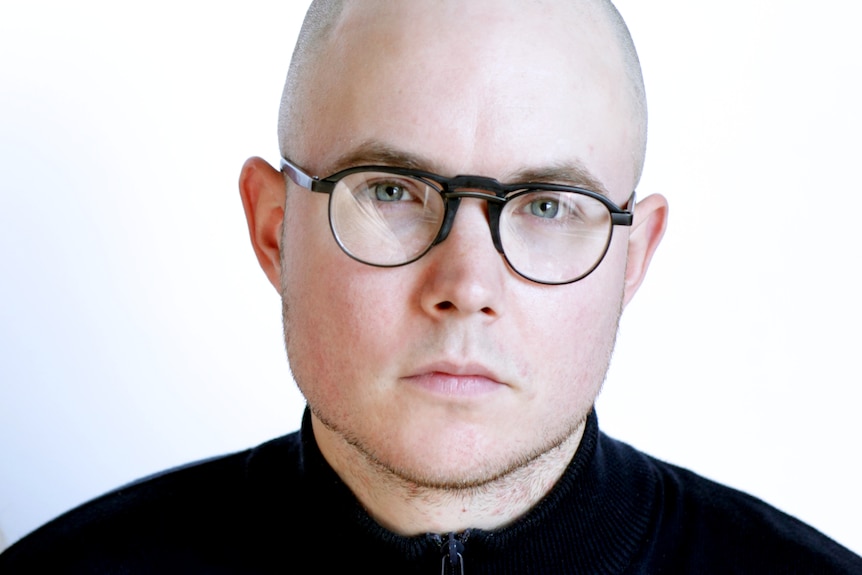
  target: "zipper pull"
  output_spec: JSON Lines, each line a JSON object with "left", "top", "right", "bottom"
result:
{"left": 440, "top": 532, "right": 465, "bottom": 575}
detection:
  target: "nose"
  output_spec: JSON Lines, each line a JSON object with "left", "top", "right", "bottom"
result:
{"left": 418, "top": 198, "right": 507, "bottom": 319}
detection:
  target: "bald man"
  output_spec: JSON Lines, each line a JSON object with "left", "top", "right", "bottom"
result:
{"left": 2, "top": 1, "right": 860, "bottom": 573}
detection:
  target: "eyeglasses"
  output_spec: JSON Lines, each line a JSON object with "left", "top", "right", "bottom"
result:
{"left": 281, "top": 157, "right": 635, "bottom": 285}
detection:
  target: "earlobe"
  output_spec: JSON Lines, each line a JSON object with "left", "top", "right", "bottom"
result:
{"left": 239, "top": 157, "right": 286, "bottom": 292}
{"left": 622, "top": 193, "right": 668, "bottom": 306}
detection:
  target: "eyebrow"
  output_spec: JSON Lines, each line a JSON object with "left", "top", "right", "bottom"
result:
{"left": 325, "top": 140, "right": 610, "bottom": 196}
{"left": 327, "top": 141, "right": 439, "bottom": 174}
{"left": 506, "top": 164, "right": 610, "bottom": 197}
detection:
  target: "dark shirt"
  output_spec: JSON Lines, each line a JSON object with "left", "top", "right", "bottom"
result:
{"left": 2, "top": 410, "right": 860, "bottom": 574}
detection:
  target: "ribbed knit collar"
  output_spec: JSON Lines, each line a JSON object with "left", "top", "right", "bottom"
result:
{"left": 286, "top": 408, "right": 657, "bottom": 574}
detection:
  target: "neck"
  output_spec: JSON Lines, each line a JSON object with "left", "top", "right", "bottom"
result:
{"left": 311, "top": 415, "right": 585, "bottom": 536}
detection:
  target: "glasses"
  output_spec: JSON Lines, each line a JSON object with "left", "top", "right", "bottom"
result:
{"left": 281, "top": 157, "right": 635, "bottom": 285}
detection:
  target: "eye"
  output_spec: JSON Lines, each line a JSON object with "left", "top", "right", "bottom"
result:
{"left": 371, "top": 182, "right": 413, "bottom": 202}
{"left": 529, "top": 197, "right": 560, "bottom": 218}
{"left": 508, "top": 191, "right": 596, "bottom": 226}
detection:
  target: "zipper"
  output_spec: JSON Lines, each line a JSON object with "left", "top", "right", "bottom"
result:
{"left": 439, "top": 531, "right": 468, "bottom": 575}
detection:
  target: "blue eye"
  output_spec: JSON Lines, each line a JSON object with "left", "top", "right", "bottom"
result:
{"left": 373, "top": 183, "right": 409, "bottom": 202}
{"left": 530, "top": 198, "right": 559, "bottom": 218}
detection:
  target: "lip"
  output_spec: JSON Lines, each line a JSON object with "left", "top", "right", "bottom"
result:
{"left": 403, "top": 362, "right": 508, "bottom": 397}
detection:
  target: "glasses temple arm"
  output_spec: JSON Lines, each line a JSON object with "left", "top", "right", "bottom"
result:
{"left": 280, "top": 157, "right": 327, "bottom": 192}
{"left": 610, "top": 191, "right": 636, "bottom": 226}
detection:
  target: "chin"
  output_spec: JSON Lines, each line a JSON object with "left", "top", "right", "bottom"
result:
{"left": 347, "top": 414, "right": 585, "bottom": 491}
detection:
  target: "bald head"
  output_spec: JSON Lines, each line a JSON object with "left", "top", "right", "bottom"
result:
{"left": 279, "top": 0, "right": 647, "bottom": 187}
{"left": 245, "top": 0, "right": 669, "bottom": 526}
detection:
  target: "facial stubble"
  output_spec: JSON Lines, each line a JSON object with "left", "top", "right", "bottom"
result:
{"left": 279, "top": 265, "right": 624, "bottom": 493}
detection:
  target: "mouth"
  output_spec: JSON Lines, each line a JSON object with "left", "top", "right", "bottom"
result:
{"left": 403, "top": 362, "right": 508, "bottom": 397}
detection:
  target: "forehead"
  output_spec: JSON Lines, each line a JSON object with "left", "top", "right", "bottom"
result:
{"left": 293, "top": 0, "right": 637, "bottom": 197}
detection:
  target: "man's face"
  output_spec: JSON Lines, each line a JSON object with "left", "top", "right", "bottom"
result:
{"left": 279, "top": 1, "right": 642, "bottom": 487}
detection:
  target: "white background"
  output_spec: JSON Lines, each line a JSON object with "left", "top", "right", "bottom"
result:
{"left": 1, "top": 0, "right": 860, "bottom": 554}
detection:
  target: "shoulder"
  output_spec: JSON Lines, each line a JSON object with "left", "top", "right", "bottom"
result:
{"left": 599, "top": 434, "right": 862, "bottom": 574}
{"left": 0, "top": 431, "right": 303, "bottom": 573}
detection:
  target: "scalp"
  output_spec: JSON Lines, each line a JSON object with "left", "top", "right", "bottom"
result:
{"left": 278, "top": 0, "right": 647, "bottom": 184}
{"left": 277, "top": 0, "right": 346, "bottom": 159}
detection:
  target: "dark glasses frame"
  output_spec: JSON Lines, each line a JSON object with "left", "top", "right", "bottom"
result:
{"left": 281, "top": 156, "right": 635, "bottom": 284}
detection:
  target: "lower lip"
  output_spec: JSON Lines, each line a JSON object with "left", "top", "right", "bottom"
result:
{"left": 405, "top": 372, "right": 504, "bottom": 397}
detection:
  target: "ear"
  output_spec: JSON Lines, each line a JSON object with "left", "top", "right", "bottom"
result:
{"left": 622, "top": 193, "right": 668, "bottom": 307}
{"left": 239, "top": 157, "right": 285, "bottom": 292}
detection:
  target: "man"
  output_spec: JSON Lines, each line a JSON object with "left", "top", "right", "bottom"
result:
{"left": 1, "top": 0, "right": 860, "bottom": 572}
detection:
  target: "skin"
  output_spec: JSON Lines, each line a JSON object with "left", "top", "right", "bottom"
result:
{"left": 240, "top": 0, "right": 668, "bottom": 535}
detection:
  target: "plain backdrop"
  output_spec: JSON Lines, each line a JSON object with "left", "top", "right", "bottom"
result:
{"left": 1, "top": 0, "right": 860, "bottom": 554}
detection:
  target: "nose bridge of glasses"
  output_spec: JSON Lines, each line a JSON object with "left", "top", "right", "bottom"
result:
{"left": 445, "top": 174, "right": 508, "bottom": 198}
{"left": 432, "top": 183, "right": 507, "bottom": 255}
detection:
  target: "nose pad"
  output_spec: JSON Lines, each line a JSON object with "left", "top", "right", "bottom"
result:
{"left": 431, "top": 196, "right": 461, "bottom": 246}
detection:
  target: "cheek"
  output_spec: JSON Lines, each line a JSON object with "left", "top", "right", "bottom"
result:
{"left": 281, "top": 202, "right": 409, "bottom": 392}
{"left": 515, "top": 249, "right": 626, "bottom": 391}
{"left": 281, "top": 197, "right": 348, "bottom": 386}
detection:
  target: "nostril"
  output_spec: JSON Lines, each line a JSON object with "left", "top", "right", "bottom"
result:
{"left": 436, "top": 301, "right": 454, "bottom": 311}
{"left": 480, "top": 306, "right": 494, "bottom": 315}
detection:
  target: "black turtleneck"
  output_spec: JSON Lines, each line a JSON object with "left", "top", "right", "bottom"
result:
{"left": 1, "top": 409, "right": 860, "bottom": 573}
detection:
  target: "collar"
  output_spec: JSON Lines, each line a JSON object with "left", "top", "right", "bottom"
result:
{"left": 276, "top": 408, "right": 658, "bottom": 573}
